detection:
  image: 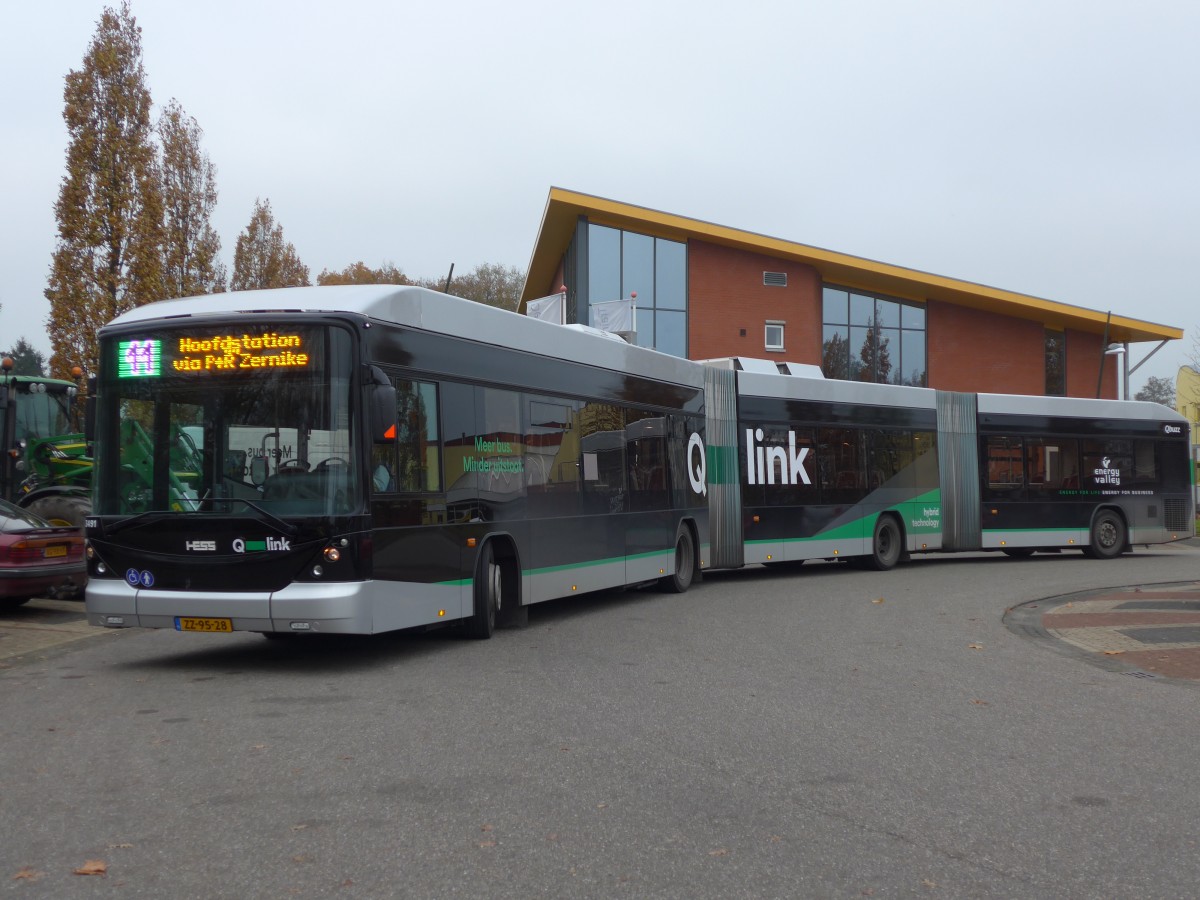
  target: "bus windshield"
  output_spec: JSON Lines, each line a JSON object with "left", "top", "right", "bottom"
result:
{"left": 94, "top": 323, "right": 359, "bottom": 517}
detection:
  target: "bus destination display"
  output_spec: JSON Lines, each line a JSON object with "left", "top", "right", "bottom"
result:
{"left": 118, "top": 332, "right": 311, "bottom": 378}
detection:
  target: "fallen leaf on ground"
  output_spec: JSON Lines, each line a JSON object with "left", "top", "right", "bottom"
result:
{"left": 73, "top": 860, "right": 107, "bottom": 876}
{"left": 11, "top": 868, "right": 43, "bottom": 881}
{"left": 968, "top": 643, "right": 984, "bottom": 650}
{"left": 871, "top": 598, "right": 884, "bottom": 605}
{"left": 1103, "top": 650, "right": 1124, "bottom": 656}
{"left": 970, "top": 699, "right": 990, "bottom": 706}
{"left": 709, "top": 848, "right": 729, "bottom": 856}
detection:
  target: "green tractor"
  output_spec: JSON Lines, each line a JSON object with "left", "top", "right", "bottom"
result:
{"left": 0, "top": 358, "right": 93, "bottom": 526}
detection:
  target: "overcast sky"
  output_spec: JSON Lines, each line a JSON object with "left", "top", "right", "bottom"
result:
{"left": 3, "top": 0, "right": 1197, "bottom": 393}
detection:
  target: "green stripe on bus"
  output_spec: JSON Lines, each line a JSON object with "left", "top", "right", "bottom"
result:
{"left": 706, "top": 444, "right": 739, "bottom": 485}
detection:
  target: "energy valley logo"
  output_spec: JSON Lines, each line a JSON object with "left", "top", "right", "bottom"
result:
{"left": 1093, "top": 457, "right": 1122, "bottom": 486}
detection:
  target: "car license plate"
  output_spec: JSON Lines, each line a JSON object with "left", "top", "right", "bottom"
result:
{"left": 44, "top": 545, "right": 67, "bottom": 558}
{"left": 175, "top": 617, "right": 233, "bottom": 633}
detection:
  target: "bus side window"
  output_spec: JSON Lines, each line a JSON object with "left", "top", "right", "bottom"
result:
{"left": 1025, "top": 438, "right": 1078, "bottom": 493}
{"left": 818, "top": 427, "right": 864, "bottom": 505}
{"left": 373, "top": 378, "right": 440, "bottom": 493}
{"left": 627, "top": 411, "right": 668, "bottom": 512}
{"left": 985, "top": 436, "right": 1023, "bottom": 497}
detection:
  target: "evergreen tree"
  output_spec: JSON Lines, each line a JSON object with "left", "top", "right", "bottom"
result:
{"left": 230, "top": 198, "right": 310, "bottom": 290}
{"left": 1134, "top": 375, "right": 1175, "bottom": 407}
{"left": 159, "top": 98, "right": 226, "bottom": 297}
{"left": 5, "top": 339, "right": 47, "bottom": 377}
{"left": 45, "top": 1, "right": 163, "bottom": 379}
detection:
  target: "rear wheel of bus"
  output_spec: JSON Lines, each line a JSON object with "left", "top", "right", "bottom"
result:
{"left": 659, "top": 525, "right": 696, "bottom": 593}
{"left": 1084, "top": 509, "right": 1126, "bottom": 560}
{"left": 865, "top": 514, "right": 902, "bottom": 571}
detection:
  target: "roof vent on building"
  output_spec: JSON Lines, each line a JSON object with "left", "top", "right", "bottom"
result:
{"left": 763, "top": 271, "right": 787, "bottom": 287}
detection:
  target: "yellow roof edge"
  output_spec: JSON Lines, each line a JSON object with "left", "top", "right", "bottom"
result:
{"left": 527, "top": 188, "right": 1182, "bottom": 343}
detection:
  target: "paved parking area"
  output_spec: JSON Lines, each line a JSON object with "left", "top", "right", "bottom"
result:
{"left": 0, "top": 598, "right": 113, "bottom": 666}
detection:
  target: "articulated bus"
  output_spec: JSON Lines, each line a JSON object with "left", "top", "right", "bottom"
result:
{"left": 704, "top": 358, "right": 1194, "bottom": 571}
{"left": 84, "top": 286, "right": 1193, "bottom": 639}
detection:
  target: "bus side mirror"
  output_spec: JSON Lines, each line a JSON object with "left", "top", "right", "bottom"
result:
{"left": 250, "top": 456, "right": 268, "bottom": 486}
{"left": 367, "top": 366, "right": 397, "bottom": 445}
{"left": 84, "top": 393, "right": 97, "bottom": 443}
{"left": 371, "top": 383, "right": 398, "bottom": 444}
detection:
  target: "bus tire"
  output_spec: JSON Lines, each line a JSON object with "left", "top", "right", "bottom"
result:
{"left": 466, "top": 542, "right": 500, "bottom": 639}
{"left": 1084, "top": 510, "right": 1126, "bottom": 560}
{"left": 865, "top": 515, "right": 902, "bottom": 571}
{"left": 659, "top": 526, "right": 696, "bottom": 594}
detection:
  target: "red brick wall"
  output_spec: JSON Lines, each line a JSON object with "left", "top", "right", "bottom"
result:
{"left": 926, "top": 301, "right": 1045, "bottom": 394}
{"left": 549, "top": 237, "right": 1120, "bottom": 398}
{"left": 1066, "top": 329, "right": 1118, "bottom": 399}
{"left": 687, "top": 241, "right": 822, "bottom": 363}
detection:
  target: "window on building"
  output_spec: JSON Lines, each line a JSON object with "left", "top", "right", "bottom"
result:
{"left": 1045, "top": 329, "right": 1065, "bottom": 396}
{"left": 765, "top": 321, "right": 785, "bottom": 352}
{"left": 586, "top": 223, "right": 687, "bottom": 358}
{"left": 821, "top": 286, "right": 926, "bottom": 385}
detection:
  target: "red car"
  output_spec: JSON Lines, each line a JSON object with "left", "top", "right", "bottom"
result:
{"left": 0, "top": 499, "right": 86, "bottom": 608}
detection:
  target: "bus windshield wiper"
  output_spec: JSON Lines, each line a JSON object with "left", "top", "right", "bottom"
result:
{"left": 201, "top": 497, "right": 300, "bottom": 535}
{"left": 104, "top": 511, "right": 178, "bottom": 536}
{"left": 105, "top": 499, "right": 299, "bottom": 536}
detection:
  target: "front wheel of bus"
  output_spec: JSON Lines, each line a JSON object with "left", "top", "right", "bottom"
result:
{"left": 1085, "top": 510, "right": 1126, "bottom": 560}
{"left": 866, "top": 515, "right": 902, "bottom": 571}
{"left": 659, "top": 527, "right": 696, "bottom": 594}
{"left": 467, "top": 543, "right": 501, "bottom": 639}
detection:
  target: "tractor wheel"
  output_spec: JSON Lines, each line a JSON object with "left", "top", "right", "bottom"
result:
{"left": 26, "top": 495, "right": 92, "bottom": 527}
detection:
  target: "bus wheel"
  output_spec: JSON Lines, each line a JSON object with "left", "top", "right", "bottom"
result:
{"left": 866, "top": 516, "right": 902, "bottom": 571}
{"left": 1085, "top": 510, "right": 1126, "bottom": 560}
{"left": 659, "top": 527, "right": 696, "bottom": 593}
{"left": 466, "top": 543, "right": 500, "bottom": 639}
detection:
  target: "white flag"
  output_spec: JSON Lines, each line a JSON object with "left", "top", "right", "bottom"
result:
{"left": 590, "top": 298, "right": 635, "bottom": 334}
{"left": 525, "top": 292, "right": 565, "bottom": 324}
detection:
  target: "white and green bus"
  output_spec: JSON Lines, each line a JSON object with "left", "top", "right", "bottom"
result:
{"left": 84, "top": 286, "right": 1193, "bottom": 640}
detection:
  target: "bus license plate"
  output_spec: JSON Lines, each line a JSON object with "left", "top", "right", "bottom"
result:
{"left": 175, "top": 617, "right": 233, "bottom": 633}
{"left": 43, "top": 545, "right": 67, "bottom": 558}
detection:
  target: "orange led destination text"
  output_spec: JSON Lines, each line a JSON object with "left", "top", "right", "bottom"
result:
{"left": 172, "top": 333, "right": 309, "bottom": 371}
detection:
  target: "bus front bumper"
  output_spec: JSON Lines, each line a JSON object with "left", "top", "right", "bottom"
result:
{"left": 85, "top": 579, "right": 375, "bottom": 634}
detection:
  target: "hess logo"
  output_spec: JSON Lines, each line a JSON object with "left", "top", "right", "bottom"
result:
{"left": 185, "top": 540, "right": 217, "bottom": 552}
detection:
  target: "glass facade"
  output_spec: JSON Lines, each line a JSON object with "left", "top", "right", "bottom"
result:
{"left": 587, "top": 224, "right": 687, "bottom": 358}
{"left": 821, "top": 286, "right": 927, "bottom": 386}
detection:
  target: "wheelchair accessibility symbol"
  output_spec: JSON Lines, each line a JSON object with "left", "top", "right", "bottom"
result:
{"left": 125, "top": 568, "right": 155, "bottom": 588}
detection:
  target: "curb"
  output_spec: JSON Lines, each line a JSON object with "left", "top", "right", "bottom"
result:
{"left": 1005, "top": 580, "right": 1200, "bottom": 687}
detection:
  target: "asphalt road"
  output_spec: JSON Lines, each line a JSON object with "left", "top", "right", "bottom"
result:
{"left": 4, "top": 543, "right": 1200, "bottom": 898}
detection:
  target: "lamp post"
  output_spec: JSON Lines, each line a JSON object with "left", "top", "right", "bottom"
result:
{"left": 1105, "top": 343, "right": 1128, "bottom": 400}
